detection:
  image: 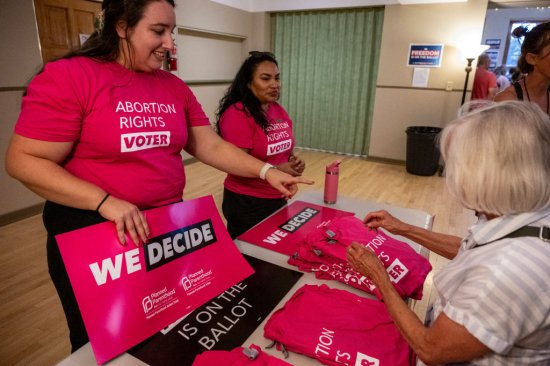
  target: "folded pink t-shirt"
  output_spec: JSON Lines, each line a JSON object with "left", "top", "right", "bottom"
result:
{"left": 289, "top": 216, "right": 432, "bottom": 299}
{"left": 192, "top": 344, "right": 291, "bottom": 366}
{"left": 264, "top": 284, "right": 416, "bottom": 366}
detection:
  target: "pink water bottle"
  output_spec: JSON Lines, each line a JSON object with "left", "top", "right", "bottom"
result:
{"left": 324, "top": 160, "right": 341, "bottom": 204}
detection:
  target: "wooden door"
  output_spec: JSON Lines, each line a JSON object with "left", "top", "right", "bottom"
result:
{"left": 34, "top": 0, "right": 102, "bottom": 63}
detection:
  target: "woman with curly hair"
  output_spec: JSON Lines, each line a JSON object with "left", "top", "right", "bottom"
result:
{"left": 216, "top": 52, "right": 306, "bottom": 239}
{"left": 495, "top": 22, "right": 550, "bottom": 114}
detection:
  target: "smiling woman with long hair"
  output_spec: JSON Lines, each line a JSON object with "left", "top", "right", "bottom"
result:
{"left": 5, "top": 0, "right": 311, "bottom": 352}
{"left": 216, "top": 52, "right": 307, "bottom": 239}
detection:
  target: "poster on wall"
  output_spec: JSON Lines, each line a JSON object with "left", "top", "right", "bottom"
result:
{"left": 485, "top": 39, "right": 501, "bottom": 69}
{"left": 407, "top": 44, "right": 444, "bottom": 68}
{"left": 486, "top": 49, "right": 499, "bottom": 69}
{"left": 412, "top": 67, "right": 430, "bottom": 88}
{"left": 485, "top": 38, "right": 501, "bottom": 50}
{"left": 56, "top": 196, "right": 254, "bottom": 365}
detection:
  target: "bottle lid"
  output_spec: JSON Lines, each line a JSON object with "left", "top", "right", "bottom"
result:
{"left": 326, "top": 160, "right": 341, "bottom": 173}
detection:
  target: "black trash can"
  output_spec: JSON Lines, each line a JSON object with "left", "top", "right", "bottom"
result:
{"left": 405, "top": 126, "right": 442, "bottom": 176}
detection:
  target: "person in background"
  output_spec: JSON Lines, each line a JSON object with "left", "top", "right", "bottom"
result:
{"left": 216, "top": 51, "right": 306, "bottom": 239}
{"left": 495, "top": 22, "right": 550, "bottom": 114}
{"left": 507, "top": 66, "right": 522, "bottom": 84}
{"left": 494, "top": 65, "right": 510, "bottom": 92}
{"left": 471, "top": 53, "right": 498, "bottom": 100}
{"left": 348, "top": 101, "right": 550, "bottom": 365}
{"left": 5, "top": 0, "right": 312, "bottom": 352}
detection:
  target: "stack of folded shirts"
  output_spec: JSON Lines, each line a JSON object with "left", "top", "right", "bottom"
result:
{"left": 288, "top": 215, "right": 432, "bottom": 299}
{"left": 264, "top": 284, "right": 416, "bottom": 365}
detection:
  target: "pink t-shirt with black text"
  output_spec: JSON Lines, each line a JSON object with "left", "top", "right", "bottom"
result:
{"left": 219, "top": 102, "right": 295, "bottom": 198}
{"left": 15, "top": 57, "right": 210, "bottom": 208}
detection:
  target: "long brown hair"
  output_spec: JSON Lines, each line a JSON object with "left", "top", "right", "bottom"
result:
{"left": 514, "top": 22, "right": 550, "bottom": 74}
{"left": 215, "top": 52, "right": 279, "bottom": 134}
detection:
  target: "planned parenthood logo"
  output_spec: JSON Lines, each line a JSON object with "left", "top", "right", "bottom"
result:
{"left": 142, "top": 296, "right": 153, "bottom": 313}
{"left": 141, "top": 287, "right": 178, "bottom": 318}
{"left": 181, "top": 276, "right": 192, "bottom": 291}
{"left": 181, "top": 268, "right": 214, "bottom": 295}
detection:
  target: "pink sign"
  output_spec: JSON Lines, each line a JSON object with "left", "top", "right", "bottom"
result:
{"left": 56, "top": 196, "right": 254, "bottom": 365}
{"left": 237, "top": 201, "right": 354, "bottom": 256}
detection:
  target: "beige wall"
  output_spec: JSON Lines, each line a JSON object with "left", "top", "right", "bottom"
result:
{"left": 1, "top": 0, "right": 44, "bottom": 217}
{"left": 175, "top": 0, "right": 268, "bottom": 160}
{"left": 369, "top": 0, "right": 489, "bottom": 160}
{"left": 176, "top": 0, "right": 252, "bottom": 37}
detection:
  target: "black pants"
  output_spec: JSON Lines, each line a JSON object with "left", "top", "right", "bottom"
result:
{"left": 222, "top": 188, "right": 286, "bottom": 239}
{"left": 43, "top": 201, "right": 107, "bottom": 352}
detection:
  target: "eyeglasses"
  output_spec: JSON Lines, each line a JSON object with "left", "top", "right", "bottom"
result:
{"left": 248, "top": 51, "right": 276, "bottom": 59}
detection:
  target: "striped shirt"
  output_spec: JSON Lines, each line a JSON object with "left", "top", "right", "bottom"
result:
{"left": 431, "top": 208, "right": 550, "bottom": 365}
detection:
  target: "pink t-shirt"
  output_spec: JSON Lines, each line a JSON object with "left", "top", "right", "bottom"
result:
{"left": 288, "top": 216, "right": 432, "bottom": 300}
{"left": 15, "top": 57, "right": 210, "bottom": 208}
{"left": 219, "top": 102, "right": 295, "bottom": 198}
{"left": 192, "top": 344, "right": 291, "bottom": 366}
{"left": 264, "top": 284, "right": 416, "bottom": 366}
{"left": 472, "top": 68, "right": 497, "bottom": 100}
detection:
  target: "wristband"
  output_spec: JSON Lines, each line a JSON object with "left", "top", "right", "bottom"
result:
{"left": 95, "top": 193, "right": 110, "bottom": 212}
{"left": 259, "top": 163, "right": 274, "bottom": 180}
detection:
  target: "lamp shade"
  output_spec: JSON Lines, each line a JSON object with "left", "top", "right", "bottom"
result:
{"left": 458, "top": 44, "right": 490, "bottom": 60}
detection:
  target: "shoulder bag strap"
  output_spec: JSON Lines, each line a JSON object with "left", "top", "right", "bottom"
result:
{"left": 502, "top": 225, "right": 550, "bottom": 242}
{"left": 512, "top": 81, "right": 524, "bottom": 100}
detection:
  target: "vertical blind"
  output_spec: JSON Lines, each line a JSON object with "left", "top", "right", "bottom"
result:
{"left": 272, "top": 7, "right": 384, "bottom": 156}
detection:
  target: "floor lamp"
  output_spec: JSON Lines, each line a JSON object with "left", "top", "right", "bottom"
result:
{"left": 461, "top": 57, "right": 475, "bottom": 105}
{"left": 459, "top": 45, "right": 490, "bottom": 105}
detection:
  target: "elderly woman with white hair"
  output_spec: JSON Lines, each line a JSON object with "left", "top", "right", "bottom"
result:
{"left": 347, "top": 101, "right": 550, "bottom": 365}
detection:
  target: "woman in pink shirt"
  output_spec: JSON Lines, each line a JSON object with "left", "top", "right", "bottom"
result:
{"left": 5, "top": 0, "right": 311, "bottom": 352}
{"left": 216, "top": 52, "right": 306, "bottom": 239}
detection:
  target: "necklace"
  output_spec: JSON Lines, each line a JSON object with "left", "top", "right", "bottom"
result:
{"left": 523, "top": 77, "right": 550, "bottom": 114}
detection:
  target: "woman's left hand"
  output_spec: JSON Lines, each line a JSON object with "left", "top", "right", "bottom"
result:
{"left": 276, "top": 155, "right": 306, "bottom": 176}
{"left": 265, "top": 168, "right": 314, "bottom": 199}
{"left": 289, "top": 155, "right": 306, "bottom": 175}
{"left": 346, "top": 242, "right": 388, "bottom": 285}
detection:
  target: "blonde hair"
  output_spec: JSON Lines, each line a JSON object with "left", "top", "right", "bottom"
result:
{"left": 440, "top": 101, "right": 550, "bottom": 215}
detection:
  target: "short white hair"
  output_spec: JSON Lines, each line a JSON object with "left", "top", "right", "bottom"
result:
{"left": 440, "top": 101, "right": 550, "bottom": 215}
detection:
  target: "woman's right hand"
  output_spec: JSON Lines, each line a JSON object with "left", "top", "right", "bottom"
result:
{"left": 97, "top": 195, "right": 150, "bottom": 246}
{"left": 346, "top": 242, "right": 388, "bottom": 287}
{"left": 363, "top": 210, "right": 409, "bottom": 235}
{"left": 265, "top": 168, "right": 314, "bottom": 200}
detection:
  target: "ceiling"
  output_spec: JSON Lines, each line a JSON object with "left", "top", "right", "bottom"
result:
{"left": 488, "top": 0, "right": 550, "bottom": 9}
{"left": 210, "top": 0, "right": 550, "bottom": 12}
{"left": 209, "top": 0, "right": 467, "bottom": 13}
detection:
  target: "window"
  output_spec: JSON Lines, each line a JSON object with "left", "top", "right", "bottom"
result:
{"left": 504, "top": 21, "right": 540, "bottom": 67}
